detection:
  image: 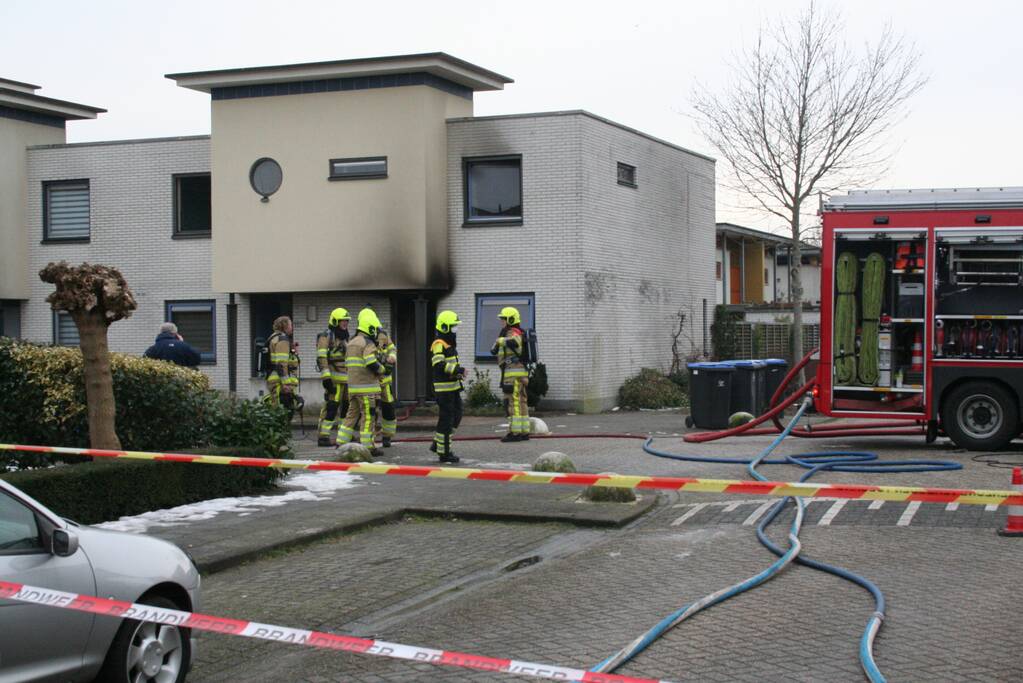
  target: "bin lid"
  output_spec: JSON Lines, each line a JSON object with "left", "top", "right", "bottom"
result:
{"left": 687, "top": 362, "right": 736, "bottom": 371}
{"left": 763, "top": 358, "right": 788, "bottom": 366}
{"left": 729, "top": 360, "right": 766, "bottom": 368}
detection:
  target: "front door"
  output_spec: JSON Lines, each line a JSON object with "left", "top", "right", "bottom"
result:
{"left": 249, "top": 294, "right": 293, "bottom": 377}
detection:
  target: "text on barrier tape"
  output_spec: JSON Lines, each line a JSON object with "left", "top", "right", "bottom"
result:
{"left": 0, "top": 580, "right": 674, "bottom": 683}
{"left": 2, "top": 443, "right": 1020, "bottom": 507}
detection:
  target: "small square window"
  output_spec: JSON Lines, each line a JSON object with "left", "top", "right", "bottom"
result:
{"left": 43, "top": 180, "right": 90, "bottom": 241}
{"left": 474, "top": 293, "right": 535, "bottom": 360}
{"left": 464, "top": 156, "right": 522, "bottom": 225}
{"left": 329, "top": 157, "right": 388, "bottom": 180}
{"left": 617, "top": 162, "right": 637, "bottom": 188}
{"left": 166, "top": 300, "right": 216, "bottom": 364}
{"left": 53, "top": 311, "right": 79, "bottom": 347}
{"left": 174, "top": 174, "right": 211, "bottom": 236}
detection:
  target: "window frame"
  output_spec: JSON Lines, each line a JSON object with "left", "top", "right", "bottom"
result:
{"left": 473, "top": 292, "right": 535, "bottom": 361}
{"left": 462, "top": 155, "right": 523, "bottom": 227}
{"left": 617, "top": 162, "right": 637, "bottom": 188}
{"left": 328, "top": 156, "right": 388, "bottom": 181}
{"left": 164, "top": 299, "right": 217, "bottom": 365}
{"left": 0, "top": 491, "right": 46, "bottom": 557}
{"left": 172, "top": 172, "right": 212, "bottom": 239}
{"left": 42, "top": 179, "right": 91, "bottom": 243}
{"left": 52, "top": 311, "right": 79, "bottom": 347}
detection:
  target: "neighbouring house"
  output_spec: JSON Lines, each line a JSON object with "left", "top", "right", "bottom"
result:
{"left": 1, "top": 54, "right": 716, "bottom": 411}
{"left": 715, "top": 222, "right": 821, "bottom": 306}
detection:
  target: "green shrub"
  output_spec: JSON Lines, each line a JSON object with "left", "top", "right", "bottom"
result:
{"left": 0, "top": 339, "right": 290, "bottom": 470}
{"left": 711, "top": 305, "right": 745, "bottom": 361}
{"left": 618, "top": 368, "right": 685, "bottom": 409}
{"left": 1, "top": 446, "right": 283, "bottom": 524}
{"left": 465, "top": 368, "right": 500, "bottom": 409}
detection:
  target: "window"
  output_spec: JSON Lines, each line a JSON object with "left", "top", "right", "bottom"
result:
{"left": 166, "top": 300, "right": 216, "bottom": 364}
{"left": 716, "top": 262, "right": 722, "bottom": 280}
{"left": 43, "top": 180, "right": 90, "bottom": 241}
{"left": 474, "top": 293, "right": 535, "bottom": 360}
{"left": 53, "top": 311, "right": 79, "bottom": 347}
{"left": 464, "top": 156, "right": 522, "bottom": 225}
{"left": 0, "top": 493, "right": 43, "bottom": 555}
{"left": 765, "top": 268, "right": 770, "bottom": 285}
{"left": 617, "top": 162, "right": 637, "bottom": 188}
{"left": 329, "top": 157, "right": 388, "bottom": 180}
{"left": 174, "top": 174, "right": 211, "bottom": 237}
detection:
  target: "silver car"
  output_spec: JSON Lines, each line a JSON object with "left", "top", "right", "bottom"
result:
{"left": 0, "top": 478, "right": 200, "bottom": 682}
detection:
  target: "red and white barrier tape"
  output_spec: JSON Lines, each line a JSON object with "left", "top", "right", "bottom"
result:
{"left": 0, "top": 581, "right": 675, "bottom": 683}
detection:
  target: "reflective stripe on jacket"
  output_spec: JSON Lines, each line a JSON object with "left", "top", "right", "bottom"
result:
{"left": 430, "top": 338, "right": 462, "bottom": 393}
{"left": 346, "top": 332, "right": 381, "bottom": 395}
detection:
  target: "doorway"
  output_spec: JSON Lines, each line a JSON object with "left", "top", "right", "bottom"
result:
{"left": 249, "top": 294, "right": 293, "bottom": 377}
{"left": 390, "top": 293, "right": 437, "bottom": 402}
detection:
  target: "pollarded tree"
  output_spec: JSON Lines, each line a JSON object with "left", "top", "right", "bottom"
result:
{"left": 40, "top": 261, "right": 137, "bottom": 449}
{"left": 692, "top": 2, "right": 926, "bottom": 370}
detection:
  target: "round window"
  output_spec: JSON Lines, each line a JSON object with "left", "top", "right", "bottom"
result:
{"left": 249, "top": 157, "right": 283, "bottom": 201}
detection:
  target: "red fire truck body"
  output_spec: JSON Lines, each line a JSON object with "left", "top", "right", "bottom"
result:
{"left": 817, "top": 188, "right": 1023, "bottom": 450}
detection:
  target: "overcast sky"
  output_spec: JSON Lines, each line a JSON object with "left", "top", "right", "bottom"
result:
{"left": 3, "top": 0, "right": 1020, "bottom": 233}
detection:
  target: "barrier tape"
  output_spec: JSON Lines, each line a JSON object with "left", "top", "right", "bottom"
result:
{"left": 2, "top": 443, "right": 1021, "bottom": 507}
{"left": 0, "top": 580, "right": 673, "bottom": 683}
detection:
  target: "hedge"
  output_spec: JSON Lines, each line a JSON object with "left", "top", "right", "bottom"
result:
{"left": 1, "top": 446, "right": 284, "bottom": 524}
{"left": 0, "top": 338, "right": 291, "bottom": 470}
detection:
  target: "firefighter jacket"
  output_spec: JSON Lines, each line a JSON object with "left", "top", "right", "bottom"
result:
{"left": 430, "top": 335, "right": 463, "bottom": 393}
{"left": 268, "top": 331, "right": 294, "bottom": 380}
{"left": 376, "top": 330, "right": 397, "bottom": 389}
{"left": 491, "top": 326, "right": 528, "bottom": 380}
{"left": 345, "top": 332, "right": 383, "bottom": 395}
{"left": 316, "top": 329, "right": 348, "bottom": 384}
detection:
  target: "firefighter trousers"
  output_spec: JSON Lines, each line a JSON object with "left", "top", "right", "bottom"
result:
{"left": 318, "top": 382, "right": 349, "bottom": 440}
{"left": 504, "top": 377, "right": 530, "bottom": 435}
{"left": 338, "top": 392, "right": 378, "bottom": 448}
{"left": 433, "top": 392, "right": 463, "bottom": 457}
{"left": 374, "top": 382, "right": 397, "bottom": 442}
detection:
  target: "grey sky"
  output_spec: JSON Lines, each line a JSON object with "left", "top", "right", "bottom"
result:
{"left": 3, "top": 0, "right": 1019, "bottom": 233}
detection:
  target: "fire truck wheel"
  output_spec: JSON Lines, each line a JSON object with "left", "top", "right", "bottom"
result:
{"left": 941, "top": 381, "right": 1019, "bottom": 451}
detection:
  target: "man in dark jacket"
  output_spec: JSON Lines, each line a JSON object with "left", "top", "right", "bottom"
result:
{"left": 144, "top": 323, "right": 201, "bottom": 367}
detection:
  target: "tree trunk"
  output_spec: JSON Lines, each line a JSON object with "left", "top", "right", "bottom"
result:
{"left": 75, "top": 312, "right": 121, "bottom": 450}
{"left": 790, "top": 214, "right": 806, "bottom": 385}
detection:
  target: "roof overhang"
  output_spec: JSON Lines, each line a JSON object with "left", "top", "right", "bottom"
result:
{"left": 166, "top": 52, "right": 513, "bottom": 93}
{"left": 0, "top": 87, "right": 105, "bottom": 120}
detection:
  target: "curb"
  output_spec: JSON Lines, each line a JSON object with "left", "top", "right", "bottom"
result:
{"left": 194, "top": 495, "right": 660, "bottom": 575}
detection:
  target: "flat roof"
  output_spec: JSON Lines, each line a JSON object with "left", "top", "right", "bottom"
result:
{"left": 167, "top": 52, "right": 512, "bottom": 93}
{"left": 0, "top": 86, "right": 105, "bottom": 120}
{"left": 716, "top": 222, "right": 819, "bottom": 250}
{"left": 0, "top": 76, "right": 41, "bottom": 93}
{"left": 448, "top": 110, "right": 715, "bottom": 162}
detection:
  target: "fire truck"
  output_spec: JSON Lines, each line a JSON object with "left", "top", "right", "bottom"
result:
{"left": 817, "top": 187, "right": 1023, "bottom": 450}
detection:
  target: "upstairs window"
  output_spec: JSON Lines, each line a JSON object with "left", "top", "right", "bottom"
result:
{"left": 464, "top": 156, "right": 522, "bottom": 225}
{"left": 166, "top": 300, "right": 217, "bottom": 364}
{"left": 53, "top": 311, "right": 79, "bottom": 347}
{"left": 329, "top": 157, "right": 388, "bottom": 180}
{"left": 617, "top": 162, "right": 637, "bottom": 188}
{"left": 43, "top": 180, "right": 90, "bottom": 241}
{"left": 174, "top": 174, "right": 211, "bottom": 237}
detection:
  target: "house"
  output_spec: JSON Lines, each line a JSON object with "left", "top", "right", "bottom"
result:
{"left": 715, "top": 223, "right": 821, "bottom": 306}
{"left": 1, "top": 54, "right": 716, "bottom": 411}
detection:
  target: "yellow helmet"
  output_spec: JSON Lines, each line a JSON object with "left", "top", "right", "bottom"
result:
{"left": 357, "top": 308, "right": 381, "bottom": 336}
{"left": 498, "top": 306, "right": 521, "bottom": 326}
{"left": 328, "top": 307, "right": 350, "bottom": 327}
{"left": 436, "top": 310, "right": 461, "bottom": 333}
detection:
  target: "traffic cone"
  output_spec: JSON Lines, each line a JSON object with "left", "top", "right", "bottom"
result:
{"left": 997, "top": 468, "right": 1023, "bottom": 537}
{"left": 910, "top": 330, "right": 924, "bottom": 371}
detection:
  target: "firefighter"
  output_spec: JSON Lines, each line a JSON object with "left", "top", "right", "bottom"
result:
{"left": 492, "top": 306, "right": 530, "bottom": 442}
{"left": 266, "top": 316, "right": 299, "bottom": 409}
{"left": 316, "top": 307, "right": 350, "bottom": 447}
{"left": 430, "top": 310, "right": 465, "bottom": 463}
{"left": 337, "top": 308, "right": 385, "bottom": 457}
{"left": 374, "top": 327, "right": 398, "bottom": 448}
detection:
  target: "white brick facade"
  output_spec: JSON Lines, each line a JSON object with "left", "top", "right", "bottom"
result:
{"left": 15, "top": 112, "right": 714, "bottom": 413}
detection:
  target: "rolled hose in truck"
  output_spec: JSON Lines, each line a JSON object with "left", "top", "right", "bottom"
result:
{"left": 834, "top": 252, "right": 858, "bottom": 385}
{"left": 858, "top": 252, "right": 885, "bottom": 386}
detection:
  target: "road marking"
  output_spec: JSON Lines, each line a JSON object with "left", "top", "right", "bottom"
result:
{"left": 946, "top": 502, "right": 959, "bottom": 511}
{"left": 897, "top": 501, "right": 922, "bottom": 526}
{"left": 671, "top": 503, "right": 709, "bottom": 526}
{"left": 868, "top": 500, "right": 885, "bottom": 510}
{"left": 818, "top": 499, "right": 848, "bottom": 526}
{"left": 985, "top": 504, "right": 998, "bottom": 512}
{"left": 723, "top": 501, "right": 743, "bottom": 512}
{"left": 743, "top": 502, "right": 775, "bottom": 526}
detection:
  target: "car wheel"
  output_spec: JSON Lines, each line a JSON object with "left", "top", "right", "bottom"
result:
{"left": 941, "top": 381, "right": 1019, "bottom": 451}
{"left": 96, "top": 594, "right": 190, "bottom": 683}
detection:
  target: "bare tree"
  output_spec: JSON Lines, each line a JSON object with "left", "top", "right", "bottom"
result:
{"left": 693, "top": 2, "right": 926, "bottom": 371}
{"left": 41, "top": 262, "right": 137, "bottom": 449}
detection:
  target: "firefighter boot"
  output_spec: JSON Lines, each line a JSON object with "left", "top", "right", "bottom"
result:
{"left": 317, "top": 436, "right": 332, "bottom": 447}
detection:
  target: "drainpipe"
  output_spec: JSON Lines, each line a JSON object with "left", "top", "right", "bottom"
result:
{"left": 227, "top": 293, "right": 238, "bottom": 394}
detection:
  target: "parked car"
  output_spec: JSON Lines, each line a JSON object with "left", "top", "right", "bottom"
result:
{"left": 0, "top": 478, "right": 200, "bottom": 682}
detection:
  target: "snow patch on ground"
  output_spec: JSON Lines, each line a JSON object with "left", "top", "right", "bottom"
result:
{"left": 95, "top": 471, "right": 364, "bottom": 534}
